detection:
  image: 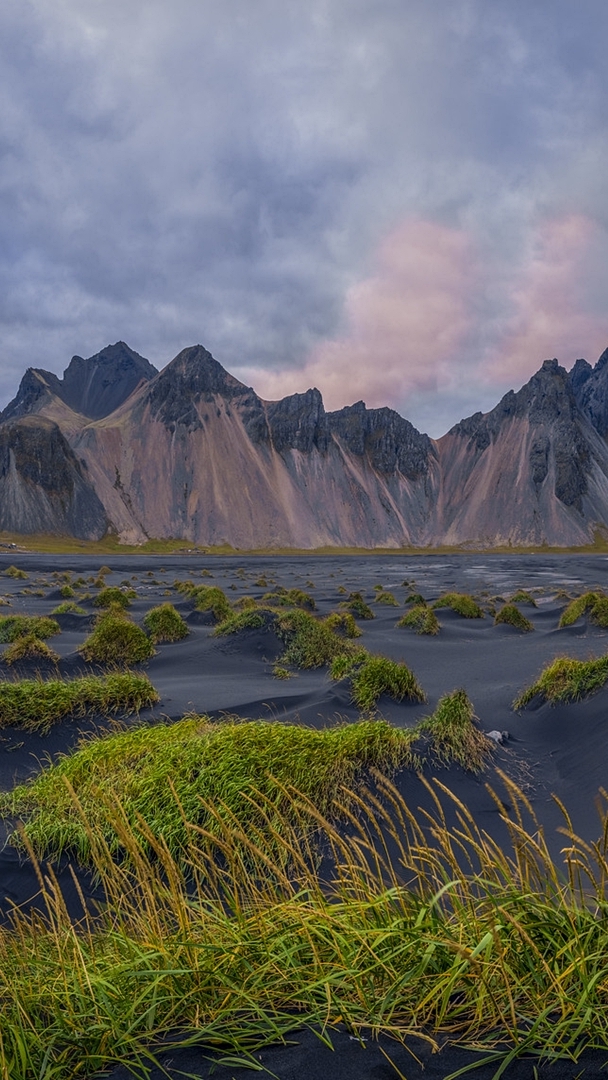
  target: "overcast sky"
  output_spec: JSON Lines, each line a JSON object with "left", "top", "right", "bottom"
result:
{"left": 2, "top": 0, "right": 608, "bottom": 436}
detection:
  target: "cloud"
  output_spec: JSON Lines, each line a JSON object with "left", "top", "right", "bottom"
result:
{"left": 484, "top": 214, "right": 608, "bottom": 382}
{"left": 236, "top": 219, "right": 477, "bottom": 410}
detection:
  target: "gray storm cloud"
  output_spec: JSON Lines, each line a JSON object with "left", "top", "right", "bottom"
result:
{"left": 1, "top": 0, "right": 608, "bottom": 436}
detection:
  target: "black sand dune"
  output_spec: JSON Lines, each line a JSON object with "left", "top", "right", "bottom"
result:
{"left": 2, "top": 552, "right": 608, "bottom": 1077}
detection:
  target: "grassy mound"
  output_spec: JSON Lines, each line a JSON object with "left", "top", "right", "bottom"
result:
{"left": 510, "top": 590, "right": 537, "bottom": 606}
{"left": 557, "top": 591, "right": 608, "bottom": 628}
{"left": 341, "top": 591, "right": 374, "bottom": 619}
{"left": 262, "top": 588, "right": 316, "bottom": 610}
{"left": 3, "top": 564, "right": 27, "bottom": 579}
{"left": 514, "top": 654, "right": 608, "bottom": 708}
{"left": 494, "top": 603, "right": 534, "bottom": 632}
{"left": 331, "top": 652, "right": 425, "bottom": 710}
{"left": 0, "top": 776, "right": 607, "bottom": 1079}
{"left": 405, "top": 591, "right": 426, "bottom": 606}
{"left": 143, "top": 603, "right": 189, "bottom": 643}
{"left": 4, "top": 635, "right": 60, "bottom": 666}
{"left": 431, "top": 593, "right": 484, "bottom": 618}
{"left": 191, "top": 585, "right": 232, "bottom": 622}
{"left": 374, "top": 590, "right": 398, "bottom": 606}
{"left": 51, "top": 601, "right": 87, "bottom": 615}
{"left": 277, "top": 609, "right": 360, "bottom": 669}
{"left": 397, "top": 604, "right": 440, "bottom": 635}
{"left": 0, "top": 615, "right": 60, "bottom": 642}
{"left": 323, "top": 611, "right": 362, "bottom": 638}
{"left": 417, "top": 689, "right": 490, "bottom": 771}
{"left": 79, "top": 615, "right": 155, "bottom": 665}
{"left": 0, "top": 672, "right": 158, "bottom": 732}
{"left": 2, "top": 716, "right": 411, "bottom": 863}
{"left": 214, "top": 607, "right": 275, "bottom": 635}
{"left": 93, "top": 586, "right": 135, "bottom": 609}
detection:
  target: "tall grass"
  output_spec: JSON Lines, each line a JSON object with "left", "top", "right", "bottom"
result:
{"left": 331, "top": 652, "right": 426, "bottom": 710}
{"left": 0, "top": 672, "right": 159, "bottom": 732}
{"left": 398, "top": 604, "right": 440, "bottom": 634}
{"left": 515, "top": 654, "right": 608, "bottom": 707}
{"left": 1, "top": 773, "right": 608, "bottom": 1077}
{"left": 1, "top": 716, "right": 411, "bottom": 864}
{"left": 79, "top": 614, "right": 155, "bottom": 665}
{"left": 0, "top": 615, "right": 60, "bottom": 642}
{"left": 558, "top": 591, "right": 608, "bottom": 627}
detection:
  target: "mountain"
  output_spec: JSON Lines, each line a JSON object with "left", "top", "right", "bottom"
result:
{"left": 2, "top": 340, "right": 608, "bottom": 547}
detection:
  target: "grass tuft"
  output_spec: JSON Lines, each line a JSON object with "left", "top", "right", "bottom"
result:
{"left": 0, "top": 671, "right": 158, "bottom": 731}
{"left": 0, "top": 615, "right": 60, "bottom": 642}
{"left": 374, "top": 590, "right": 398, "bottom": 606}
{"left": 214, "top": 608, "right": 273, "bottom": 635}
{"left": 432, "top": 592, "right": 484, "bottom": 618}
{"left": 277, "top": 609, "right": 360, "bottom": 669}
{"left": 51, "top": 600, "right": 87, "bottom": 615}
{"left": 510, "top": 589, "right": 537, "bottom": 606}
{"left": 494, "top": 603, "right": 534, "bottom": 632}
{"left": 191, "top": 585, "right": 232, "bottom": 622}
{"left": 397, "top": 604, "right": 440, "bottom": 635}
{"left": 4, "top": 634, "right": 60, "bottom": 666}
{"left": 262, "top": 588, "right": 316, "bottom": 610}
{"left": 3, "top": 564, "right": 27, "bottom": 579}
{"left": 417, "top": 689, "right": 490, "bottom": 771}
{"left": 515, "top": 654, "right": 608, "bottom": 708}
{"left": 331, "top": 652, "right": 426, "bottom": 710}
{"left": 142, "top": 603, "right": 189, "bottom": 643}
{"left": 79, "top": 615, "right": 155, "bottom": 665}
{"left": 93, "top": 586, "right": 135, "bottom": 609}
{"left": 341, "top": 591, "right": 374, "bottom": 620}
{"left": 323, "top": 611, "right": 362, "bottom": 638}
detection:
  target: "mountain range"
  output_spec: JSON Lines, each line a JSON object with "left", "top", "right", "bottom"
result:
{"left": 2, "top": 340, "right": 608, "bottom": 548}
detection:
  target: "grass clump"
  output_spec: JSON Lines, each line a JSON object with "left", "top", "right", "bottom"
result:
{"left": 374, "top": 590, "right": 399, "bottom": 606}
{"left": 4, "top": 635, "right": 60, "bottom": 666}
{"left": 3, "top": 716, "right": 410, "bottom": 864}
{"left": 331, "top": 652, "right": 425, "bottom": 710}
{"left": 557, "top": 590, "right": 608, "bottom": 628}
{"left": 0, "top": 672, "right": 158, "bottom": 732}
{"left": 323, "top": 612, "right": 362, "bottom": 638}
{"left": 342, "top": 591, "right": 374, "bottom": 620}
{"left": 510, "top": 589, "right": 537, "bottom": 606}
{"left": 51, "top": 601, "right": 87, "bottom": 615}
{"left": 417, "top": 689, "right": 490, "bottom": 772}
{"left": 0, "top": 615, "right": 60, "bottom": 642}
{"left": 405, "top": 591, "right": 426, "bottom": 606}
{"left": 214, "top": 608, "right": 271, "bottom": 635}
{"left": 93, "top": 586, "right": 135, "bottom": 609}
{"left": 262, "top": 588, "right": 316, "bottom": 611}
{"left": 79, "top": 615, "right": 155, "bottom": 665}
{"left": 191, "top": 585, "right": 232, "bottom": 622}
{"left": 397, "top": 604, "right": 440, "bottom": 635}
{"left": 514, "top": 654, "right": 608, "bottom": 708}
{"left": 143, "top": 603, "right": 189, "bottom": 643}
{"left": 3, "top": 565, "right": 27, "bottom": 579}
{"left": 277, "top": 609, "right": 360, "bottom": 669}
{"left": 432, "top": 592, "right": 484, "bottom": 618}
{"left": 494, "top": 603, "right": 534, "bottom": 632}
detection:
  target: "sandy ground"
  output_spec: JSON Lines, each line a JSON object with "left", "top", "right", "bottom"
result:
{"left": 2, "top": 551, "right": 608, "bottom": 1078}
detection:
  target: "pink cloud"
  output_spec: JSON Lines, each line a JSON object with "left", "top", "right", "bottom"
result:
{"left": 486, "top": 215, "right": 608, "bottom": 382}
{"left": 237, "top": 219, "right": 477, "bottom": 409}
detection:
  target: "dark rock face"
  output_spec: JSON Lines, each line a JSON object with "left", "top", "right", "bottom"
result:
{"left": 0, "top": 418, "right": 107, "bottom": 538}
{"left": 147, "top": 345, "right": 258, "bottom": 431}
{"left": 0, "top": 342, "right": 157, "bottom": 424}
{"left": 59, "top": 342, "right": 157, "bottom": 419}
{"left": 267, "top": 389, "right": 330, "bottom": 453}
{"left": 328, "top": 401, "right": 433, "bottom": 479}
{"left": 572, "top": 347, "right": 608, "bottom": 439}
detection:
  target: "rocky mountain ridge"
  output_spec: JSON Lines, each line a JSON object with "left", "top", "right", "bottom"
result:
{"left": 1, "top": 341, "right": 607, "bottom": 546}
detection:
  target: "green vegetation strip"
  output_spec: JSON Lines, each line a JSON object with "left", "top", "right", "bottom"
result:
{"left": 559, "top": 591, "right": 608, "bottom": 628}
{"left": 0, "top": 672, "right": 159, "bottom": 732}
{"left": 515, "top": 655, "right": 608, "bottom": 707}
{"left": 0, "top": 769, "right": 606, "bottom": 1078}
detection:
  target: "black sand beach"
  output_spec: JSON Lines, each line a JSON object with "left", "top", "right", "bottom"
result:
{"left": 2, "top": 552, "right": 608, "bottom": 1078}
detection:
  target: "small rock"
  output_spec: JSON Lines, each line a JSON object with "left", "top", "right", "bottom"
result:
{"left": 486, "top": 730, "right": 506, "bottom": 744}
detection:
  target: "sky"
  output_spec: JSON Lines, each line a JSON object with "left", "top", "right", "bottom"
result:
{"left": 1, "top": 0, "right": 608, "bottom": 437}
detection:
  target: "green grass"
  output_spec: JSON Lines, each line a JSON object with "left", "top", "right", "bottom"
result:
{"left": 93, "top": 585, "right": 135, "bottom": 609}
{"left": 330, "top": 652, "right": 426, "bottom": 710}
{"left": 262, "top": 588, "right": 316, "bottom": 610}
{"left": 397, "top": 604, "right": 440, "bottom": 635}
{"left": 404, "top": 591, "right": 426, "bottom": 606}
{"left": 214, "top": 608, "right": 272, "bottom": 634}
{"left": 417, "top": 689, "right": 491, "bottom": 771}
{"left": 277, "top": 609, "right": 360, "bottom": 669}
{"left": 374, "top": 590, "right": 398, "bottom": 606}
{"left": 0, "top": 671, "right": 158, "bottom": 732}
{"left": 494, "top": 603, "right": 534, "bottom": 632}
{"left": 510, "top": 589, "right": 537, "bottom": 606}
{"left": 3, "top": 564, "right": 27, "bottom": 579}
{"left": 2, "top": 716, "right": 411, "bottom": 865}
{"left": 557, "top": 590, "right": 608, "bottom": 628}
{"left": 2, "top": 767, "right": 608, "bottom": 1078}
{"left": 341, "top": 591, "right": 374, "bottom": 619}
{"left": 323, "top": 611, "right": 362, "bottom": 638}
{"left": 79, "top": 615, "right": 155, "bottom": 665}
{"left": 51, "top": 601, "right": 87, "bottom": 615}
{"left": 190, "top": 584, "right": 232, "bottom": 622}
{"left": 514, "top": 654, "right": 608, "bottom": 708}
{"left": 142, "top": 603, "right": 189, "bottom": 643}
{"left": 0, "top": 614, "right": 60, "bottom": 642}
{"left": 432, "top": 592, "right": 484, "bottom": 618}
{"left": 3, "top": 634, "right": 60, "bottom": 666}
